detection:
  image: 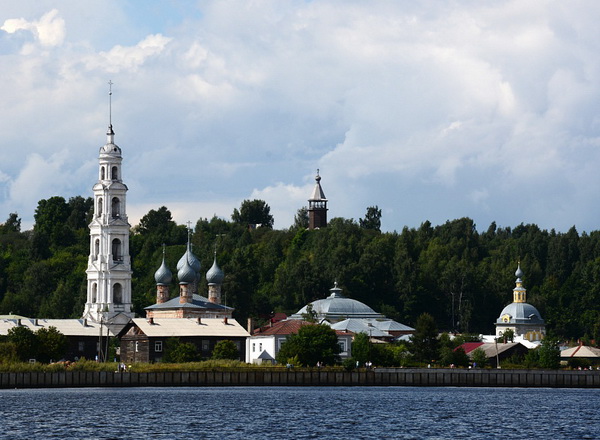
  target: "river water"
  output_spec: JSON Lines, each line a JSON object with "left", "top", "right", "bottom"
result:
{"left": 1, "top": 386, "right": 598, "bottom": 439}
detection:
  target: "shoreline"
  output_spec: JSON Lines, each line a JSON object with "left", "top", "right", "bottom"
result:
{"left": 1, "top": 368, "right": 599, "bottom": 389}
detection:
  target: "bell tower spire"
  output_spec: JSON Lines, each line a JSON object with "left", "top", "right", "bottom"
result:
{"left": 83, "top": 82, "right": 134, "bottom": 328}
{"left": 308, "top": 169, "right": 328, "bottom": 229}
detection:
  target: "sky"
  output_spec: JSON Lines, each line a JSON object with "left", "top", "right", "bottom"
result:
{"left": 1, "top": 1, "right": 600, "bottom": 233}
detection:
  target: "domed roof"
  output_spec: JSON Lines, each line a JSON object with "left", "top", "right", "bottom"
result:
{"left": 177, "top": 259, "right": 196, "bottom": 284}
{"left": 206, "top": 256, "right": 224, "bottom": 285}
{"left": 99, "top": 125, "right": 122, "bottom": 157}
{"left": 497, "top": 302, "right": 544, "bottom": 325}
{"left": 154, "top": 257, "right": 172, "bottom": 285}
{"left": 292, "top": 283, "right": 384, "bottom": 322}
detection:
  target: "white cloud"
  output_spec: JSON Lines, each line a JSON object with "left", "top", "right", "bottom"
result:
{"left": 83, "top": 33, "right": 172, "bottom": 73}
{"left": 2, "top": 1, "right": 600, "bottom": 234}
{"left": 2, "top": 9, "right": 65, "bottom": 47}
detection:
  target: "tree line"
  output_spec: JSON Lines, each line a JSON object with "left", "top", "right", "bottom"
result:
{"left": 1, "top": 196, "right": 600, "bottom": 342}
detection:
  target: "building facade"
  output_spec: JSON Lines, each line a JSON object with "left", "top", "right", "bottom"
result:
{"left": 495, "top": 264, "right": 546, "bottom": 342}
{"left": 82, "top": 123, "right": 134, "bottom": 327}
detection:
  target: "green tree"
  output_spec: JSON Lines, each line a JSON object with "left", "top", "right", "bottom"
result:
{"left": 300, "top": 304, "right": 318, "bottom": 323}
{"left": 0, "top": 342, "right": 18, "bottom": 363}
{"left": 0, "top": 213, "right": 21, "bottom": 234}
{"left": 36, "top": 326, "right": 68, "bottom": 363}
{"left": 351, "top": 332, "right": 371, "bottom": 365}
{"left": 410, "top": 313, "right": 439, "bottom": 363}
{"left": 162, "top": 338, "right": 199, "bottom": 363}
{"left": 6, "top": 326, "right": 37, "bottom": 361}
{"left": 500, "top": 328, "right": 514, "bottom": 343}
{"left": 232, "top": 199, "right": 274, "bottom": 229}
{"left": 293, "top": 207, "right": 309, "bottom": 229}
{"left": 211, "top": 340, "right": 239, "bottom": 360}
{"left": 471, "top": 347, "right": 488, "bottom": 368}
{"left": 359, "top": 206, "right": 382, "bottom": 231}
{"left": 537, "top": 338, "right": 560, "bottom": 369}
{"left": 276, "top": 324, "right": 341, "bottom": 366}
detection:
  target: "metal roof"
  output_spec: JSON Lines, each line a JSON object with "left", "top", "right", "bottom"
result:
{"left": 0, "top": 318, "right": 116, "bottom": 337}
{"left": 329, "top": 319, "right": 390, "bottom": 337}
{"left": 126, "top": 317, "right": 249, "bottom": 338}
{"left": 145, "top": 294, "right": 233, "bottom": 311}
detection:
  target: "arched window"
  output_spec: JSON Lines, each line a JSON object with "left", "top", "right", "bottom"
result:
{"left": 98, "top": 198, "right": 103, "bottom": 217}
{"left": 91, "top": 283, "right": 97, "bottom": 303}
{"left": 111, "top": 166, "right": 118, "bottom": 180}
{"left": 111, "top": 197, "right": 120, "bottom": 218}
{"left": 113, "top": 283, "right": 123, "bottom": 304}
{"left": 101, "top": 167, "right": 105, "bottom": 180}
{"left": 94, "top": 239, "right": 100, "bottom": 257}
{"left": 112, "top": 238, "right": 122, "bottom": 261}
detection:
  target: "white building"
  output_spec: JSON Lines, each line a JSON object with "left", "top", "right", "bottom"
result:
{"left": 495, "top": 264, "right": 546, "bottom": 342}
{"left": 82, "top": 122, "right": 134, "bottom": 328}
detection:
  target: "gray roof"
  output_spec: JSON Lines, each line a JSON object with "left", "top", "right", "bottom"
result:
{"left": 154, "top": 257, "right": 173, "bottom": 285}
{"left": 496, "top": 302, "right": 544, "bottom": 325}
{"left": 145, "top": 294, "right": 233, "bottom": 311}
{"left": 291, "top": 284, "right": 384, "bottom": 322}
{"left": 257, "top": 350, "right": 275, "bottom": 360}
{"left": 206, "top": 256, "right": 224, "bottom": 285}
{"left": 0, "top": 318, "right": 117, "bottom": 337}
{"left": 368, "top": 319, "right": 415, "bottom": 333}
{"left": 125, "top": 317, "right": 249, "bottom": 338}
{"left": 177, "top": 258, "right": 197, "bottom": 284}
{"left": 309, "top": 172, "right": 327, "bottom": 201}
{"left": 329, "top": 319, "right": 390, "bottom": 337}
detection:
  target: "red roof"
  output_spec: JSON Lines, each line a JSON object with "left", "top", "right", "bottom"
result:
{"left": 253, "top": 319, "right": 312, "bottom": 336}
{"left": 456, "top": 342, "right": 484, "bottom": 354}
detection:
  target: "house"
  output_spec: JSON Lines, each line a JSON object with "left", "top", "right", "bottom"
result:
{"left": 458, "top": 341, "right": 530, "bottom": 368}
{"left": 118, "top": 317, "right": 249, "bottom": 363}
{"left": 560, "top": 345, "right": 600, "bottom": 365}
{"left": 246, "top": 319, "right": 353, "bottom": 364}
{"left": 0, "top": 317, "right": 115, "bottom": 362}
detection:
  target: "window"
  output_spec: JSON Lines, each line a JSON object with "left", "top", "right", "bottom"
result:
{"left": 91, "top": 283, "right": 97, "bottom": 303}
{"left": 259, "top": 343, "right": 262, "bottom": 352}
{"left": 94, "top": 239, "right": 100, "bottom": 257}
{"left": 101, "top": 167, "right": 105, "bottom": 180}
{"left": 111, "top": 197, "right": 121, "bottom": 218}
{"left": 338, "top": 340, "right": 347, "bottom": 353}
{"left": 111, "top": 166, "right": 119, "bottom": 180}
{"left": 155, "top": 341, "right": 163, "bottom": 352}
{"left": 252, "top": 343, "right": 256, "bottom": 353}
{"left": 112, "top": 238, "right": 122, "bottom": 261}
{"left": 202, "top": 340, "right": 209, "bottom": 351}
{"left": 135, "top": 342, "right": 139, "bottom": 353}
{"left": 78, "top": 341, "right": 85, "bottom": 352}
{"left": 98, "top": 198, "right": 103, "bottom": 217}
{"left": 113, "top": 283, "right": 122, "bottom": 304}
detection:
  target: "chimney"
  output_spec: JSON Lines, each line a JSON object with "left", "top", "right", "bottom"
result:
{"left": 83, "top": 318, "right": 87, "bottom": 327}
{"left": 223, "top": 317, "right": 228, "bottom": 325}
{"left": 148, "top": 317, "right": 154, "bottom": 325}
{"left": 17, "top": 318, "right": 21, "bottom": 326}
{"left": 34, "top": 318, "right": 38, "bottom": 326}
{"left": 197, "top": 317, "right": 202, "bottom": 325}
{"left": 247, "top": 317, "right": 253, "bottom": 333}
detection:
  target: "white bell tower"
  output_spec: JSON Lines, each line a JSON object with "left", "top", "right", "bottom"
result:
{"left": 83, "top": 83, "right": 133, "bottom": 326}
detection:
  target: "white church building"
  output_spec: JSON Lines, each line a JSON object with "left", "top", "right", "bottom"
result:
{"left": 82, "top": 122, "right": 134, "bottom": 329}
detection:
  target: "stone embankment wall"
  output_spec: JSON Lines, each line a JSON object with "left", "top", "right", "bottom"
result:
{"left": 1, "top": 368, "right": 599, "bottom": 389}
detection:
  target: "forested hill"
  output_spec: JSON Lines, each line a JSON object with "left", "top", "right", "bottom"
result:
{"left": 1, "top": 196, "right": 599, "bottom": 341}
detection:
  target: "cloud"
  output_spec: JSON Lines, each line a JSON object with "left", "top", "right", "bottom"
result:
{"left": 83, "top": 33, "right": 172, "bottom": 73}
{"left": 1, "top": 9, "right": 65, "bottom": 47}
{"left": 2, "top": 1, "right": 600, "bottom": 234}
